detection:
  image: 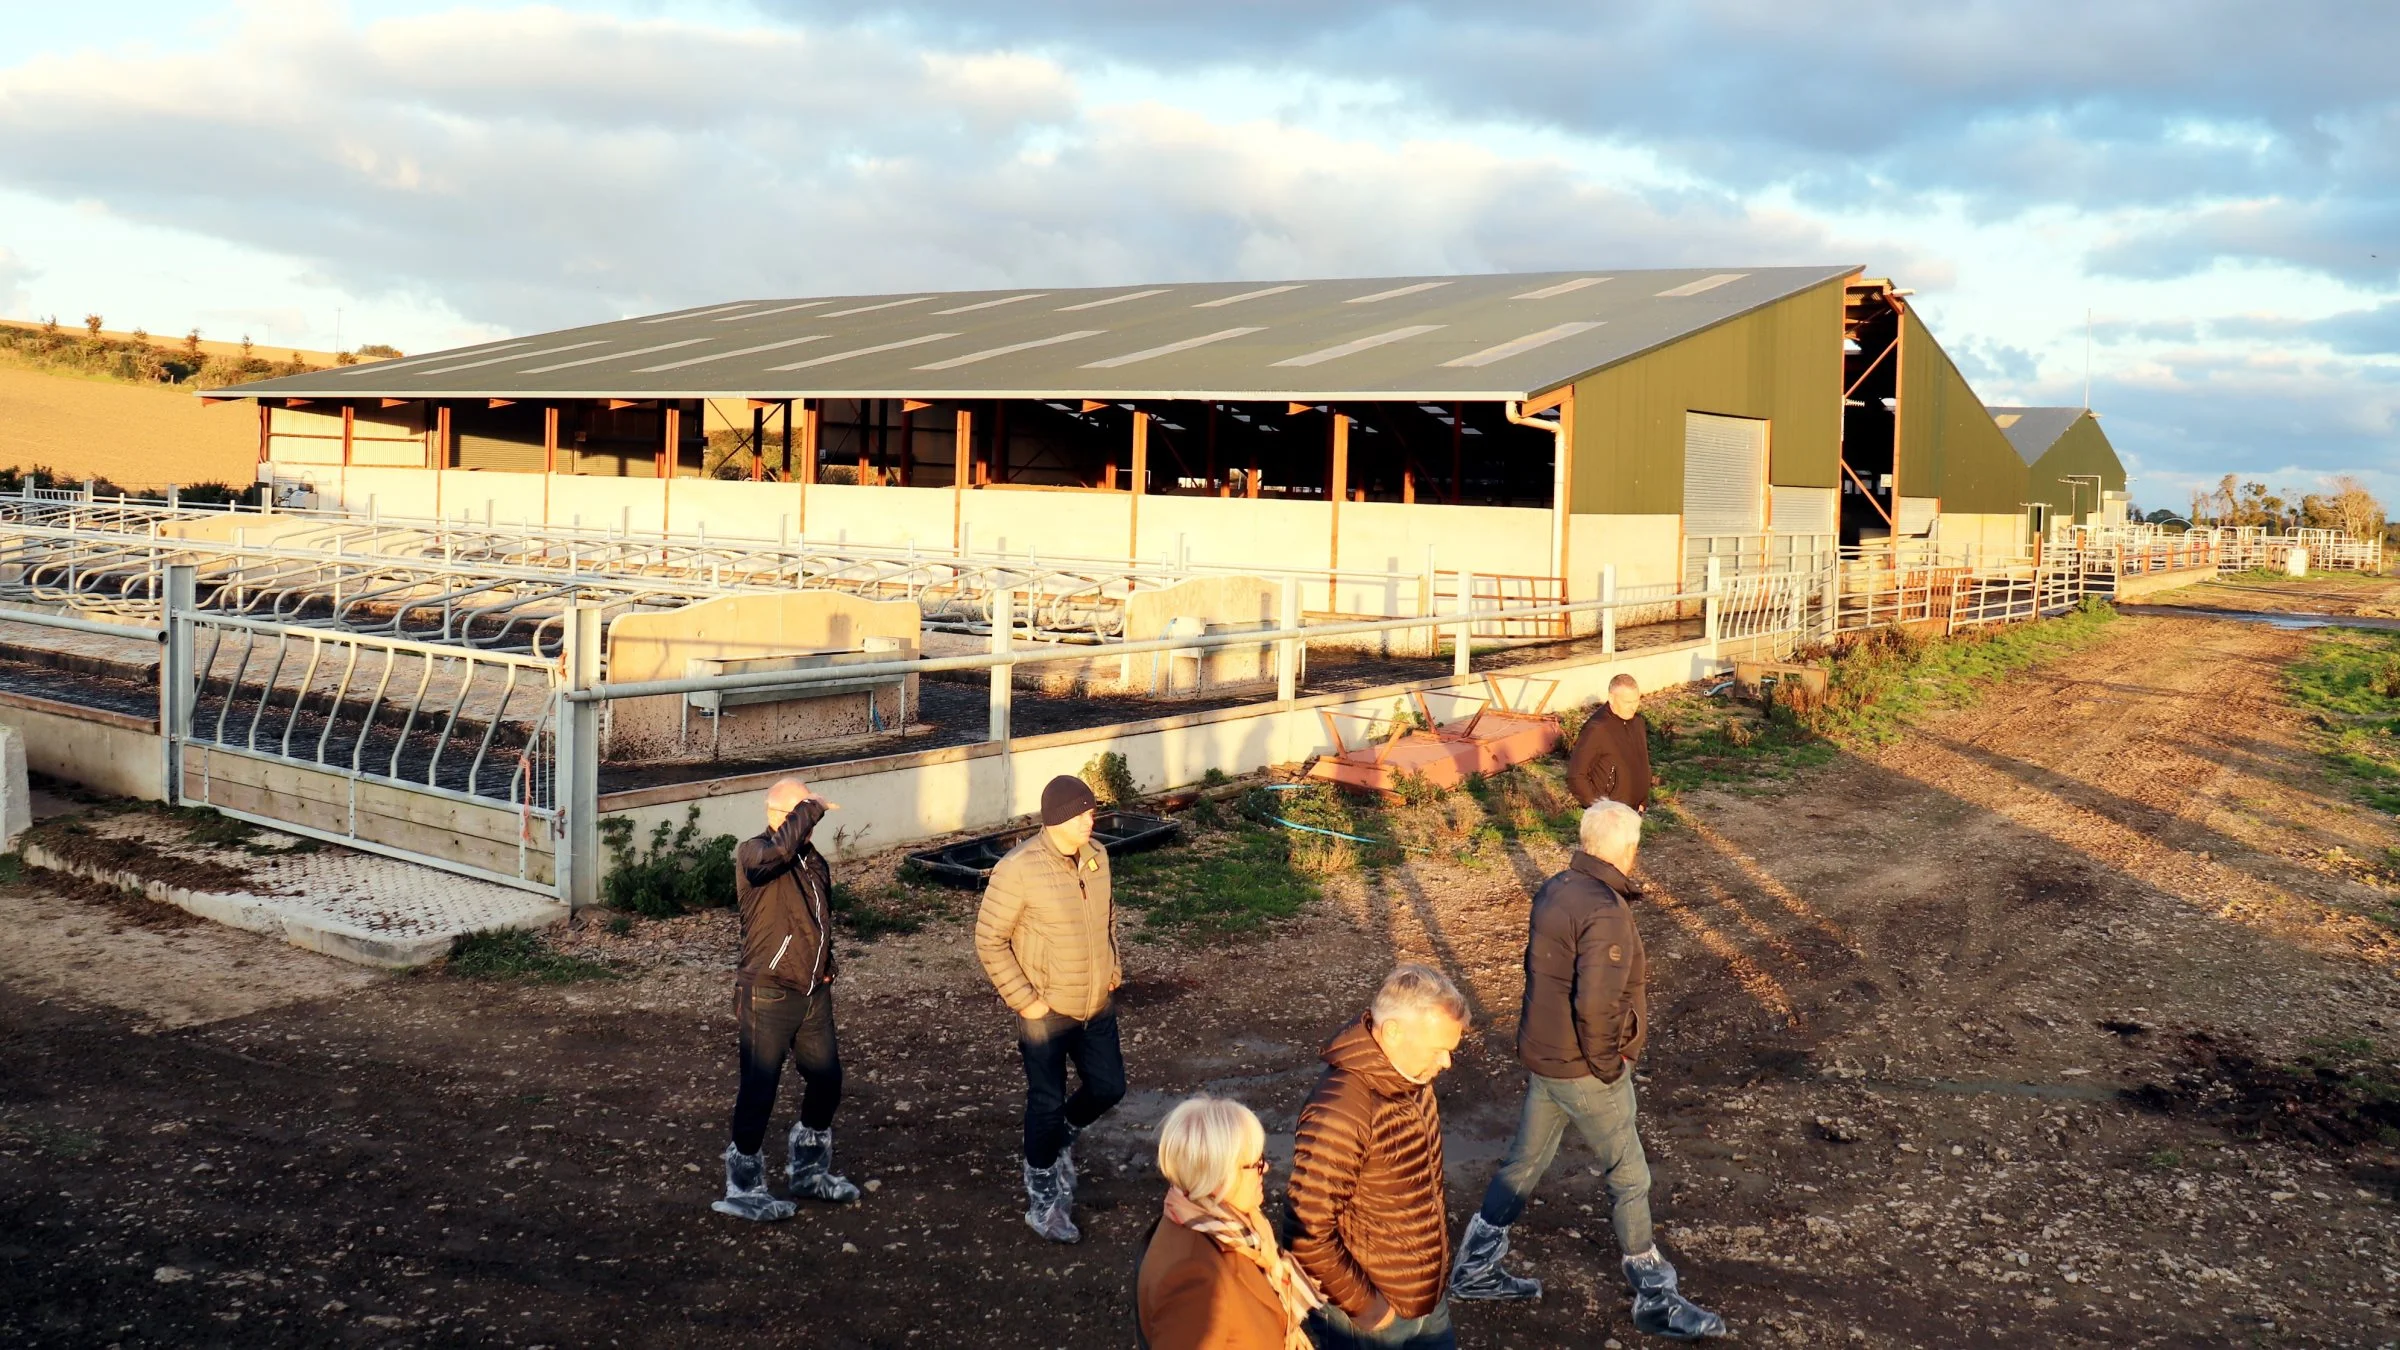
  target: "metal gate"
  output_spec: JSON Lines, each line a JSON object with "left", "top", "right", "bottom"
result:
{"left": 166, "top": 579, "right": 564, "bottom": 894}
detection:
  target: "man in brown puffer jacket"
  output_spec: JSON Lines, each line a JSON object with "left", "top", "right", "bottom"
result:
{"left": 977, "top": 775, "right": 1126, "bottom": 1244}
{"left": 1285, "top": 964, "right": 1468, "bottom": 1350}
{"left": 1449, "top": 799, "right": 1726, "bottom": 1340}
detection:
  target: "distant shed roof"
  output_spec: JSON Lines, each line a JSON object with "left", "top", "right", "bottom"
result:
{"left": 217, "top": 266, "right": 1857, "bottom": 404}
{"left": 1988, "top": 406, "right": 2089, "bottom": 464}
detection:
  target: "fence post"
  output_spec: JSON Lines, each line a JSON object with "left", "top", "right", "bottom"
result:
{"left": 988, "top": 588, "right": 1014, "bottom": 744}
{"left": 1453, "top": 570, "right": 1474, "bottom": 679}
{"left": 554, "top": 604, "right": 604, "bottom": 910}
{"left": 1277, "top": 575, "right": 1300, "bottom": 702}
{"left": 1600, "top": 564, "right": 1617, "bottom": 656}
{"left": 160, "top": 565, "right": 195, "bottom": 804}
{"left": 1704, "top": 556, "right": 1722, "bottom": 645}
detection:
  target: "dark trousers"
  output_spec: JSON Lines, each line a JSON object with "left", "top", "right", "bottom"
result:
{"left": 1016, "top": 1004, "right": 1126, "bottom": 1167}
{"left": 729, "top": 981, "right": 842, "bottom": 1155}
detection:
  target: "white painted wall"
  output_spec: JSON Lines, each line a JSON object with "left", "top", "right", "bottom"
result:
{"left": 599, "top": 634, "right": 1723, "bottom": 860}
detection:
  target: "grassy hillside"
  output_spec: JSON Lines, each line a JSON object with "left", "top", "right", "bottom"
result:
{"left": 0, "top": 361, "right": 258, "bottom": 491}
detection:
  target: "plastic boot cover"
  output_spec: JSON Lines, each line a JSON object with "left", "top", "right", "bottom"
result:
{"left": 1449, "top": 1214, "right": 1542, "bottom": 1302}
{"left": 1057, "top": 1122, "right": 1081, "bottom": 1191}
{"left": 1021, "top": 1157, "right": 1081, "bottom": 1244}
{"left": 711, "top": 1142, "right": 797, "bottom": 1223}
{"left": 1622, "top": 1248, "right": 1727, "bottom": 1340}
{"left": 787, "top": 1122, "right": 862, "bottom": 1204}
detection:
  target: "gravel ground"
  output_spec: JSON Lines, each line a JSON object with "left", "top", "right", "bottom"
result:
{"left": 2, "top": 609, "right": 2396, "bottom": 1348}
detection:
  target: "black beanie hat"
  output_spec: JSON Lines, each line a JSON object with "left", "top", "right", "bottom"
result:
{"left": 1041, "top": 775, "right": 1101, "bottom": 826}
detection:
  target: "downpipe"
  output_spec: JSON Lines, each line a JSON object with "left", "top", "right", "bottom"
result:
{"left": 1504, "top": 399, "right": 1569, "bottom": 613}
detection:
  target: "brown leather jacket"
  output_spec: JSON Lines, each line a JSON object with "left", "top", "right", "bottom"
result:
{"left": 975, "top": 831, "right": 1119, "bottom": 1019}
{"left": 1566, "top": 706, "right": 1651, "bottom": 810}
{"left": 1284, "top": 1016, "right": 1449, "bottom": 1322}
{"left": 1516, "top": 852, "right": 1648, "bottom": 1081}
{"left": 1137, "top": 1218, "right": 1293, "bottom": 1350}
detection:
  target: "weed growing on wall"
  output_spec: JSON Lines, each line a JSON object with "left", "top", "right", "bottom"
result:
{"left": 1081, "top": 751, "right": 1137, "bottom": 806}
{"left": 599, "top": 807, "right": 737, "bottom": 918}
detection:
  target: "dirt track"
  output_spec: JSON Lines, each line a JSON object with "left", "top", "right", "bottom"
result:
{"left": 3, "top": 610, "right": 2398, "bottom": 1348}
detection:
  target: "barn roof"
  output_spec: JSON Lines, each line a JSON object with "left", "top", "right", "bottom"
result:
{"left": 215, "top": 266, "right": 1857, "bottom": 404}
{"left": 1988, "top": 406, "right": 2089, "bottom": 464}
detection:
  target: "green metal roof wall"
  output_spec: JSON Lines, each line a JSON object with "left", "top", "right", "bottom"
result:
{"left": 1897, "top": 308, "right": 2028, "bottom": 516}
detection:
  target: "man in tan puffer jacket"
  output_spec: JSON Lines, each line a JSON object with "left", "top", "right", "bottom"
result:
{"left": 1285, "top": 964, "right": 1468, "bottom": 1349}
{"left": 977, "top": 774, "right": 1125, "bottom": 1244}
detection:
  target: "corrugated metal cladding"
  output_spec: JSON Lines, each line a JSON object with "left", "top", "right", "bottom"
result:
{"left": 1896, "top": 308, "right": 2025, "bottom": 515}
{"left": 1569, "top": 275, "right": 1848, "bottom": 515}
{"left": 213, "top": 266, "right": 1858, "bottom": 404}
{"left": 1897, "top": 496, "right": 1940, "bottom": 536}
{"left": 1770, "top": 485, "right": 1837, "bottom": 534}
{"left": 1682, "top": 413, "right": 1767, "bottom": 534}
{"left": 1990, "top": 406, "right": 2128, "bottom": 523}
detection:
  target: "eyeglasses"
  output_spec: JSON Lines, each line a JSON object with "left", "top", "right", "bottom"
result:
{"left": 1244, "top": 1156, "right": 1271, "bottom": 1176}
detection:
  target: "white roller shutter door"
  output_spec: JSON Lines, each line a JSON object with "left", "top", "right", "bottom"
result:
{"left": 1683, "top": 412, "right": 1766, "bottom": 535}
{"left": 1896, "top": 496, "right": 1940, "bottom": 537}
{"left": 1769, "top": 485, "right": 1836, "bottom": 535}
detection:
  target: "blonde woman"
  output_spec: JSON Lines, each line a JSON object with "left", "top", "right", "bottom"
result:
{"left": 1138, "top": 1096, "right": 1320, "bottom": 1350}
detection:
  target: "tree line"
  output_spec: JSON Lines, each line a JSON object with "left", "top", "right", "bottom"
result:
{"left": 2178, "top": 473, "right": 2386, "bottom": 539}
{"left": 0, "top": 314, "right": 401, "bottom": 389}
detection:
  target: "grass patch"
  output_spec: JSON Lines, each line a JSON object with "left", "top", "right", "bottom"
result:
{"left": 1801, "top": 598, "right": 2119, "bottom": 748}
{"left": 1630, "top": 602, "right": 2116, "bottom": 821}
{"left": 1114, "top": 819, "right": 1321, "bottom": 936}
{"left": 599, "top": 807, "right": 737, "bottom": 918}
{"left": 830, "top": 876, "right": 950, "bottom": 940}
{"left": 2285, "top": 627, "right": 2400, "bottom": 815}
{"left": 158, "top": 804, "right": 320, "bottom": 856}
{"left": 445, "top": 928, "right": 617, "bottom": 983}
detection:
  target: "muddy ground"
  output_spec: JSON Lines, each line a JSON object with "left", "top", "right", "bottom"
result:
{"left": 4, "top": 600, "right": 2399, "bottom": 1348}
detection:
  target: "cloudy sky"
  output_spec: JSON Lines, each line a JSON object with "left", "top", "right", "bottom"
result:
{"left": 1, "top": 1, "right": 2392, "bottom": 512}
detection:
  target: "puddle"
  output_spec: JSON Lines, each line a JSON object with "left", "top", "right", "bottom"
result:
{"left": 2119, "top": 603, "right": 2400, "bottom": 632}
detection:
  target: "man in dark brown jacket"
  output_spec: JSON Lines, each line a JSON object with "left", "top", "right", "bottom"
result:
{"left": 1449, "top": 800, "right": 1725, "bottom": 1339}
{"left": 1565, "top": 674, "right": 1652, "bottom": 811}
{"left": 1285, "top": 964, "right": 1467, "bottom": 1350}
{"left": 713, "top": 778, "right": 860, "bottom": 1223}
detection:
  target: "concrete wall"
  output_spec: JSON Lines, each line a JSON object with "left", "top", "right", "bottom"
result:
{"left": 598, "top": 635, "right": 1724, "bottom": 861}
{"left": 1935, "top": 512, "right": 2031, "bottom": 557}
{"left": 603, "top": 590, "right": 922, "bottom": 762}
{"left": 0, "top": 692, "right": 162, "bottom": 800}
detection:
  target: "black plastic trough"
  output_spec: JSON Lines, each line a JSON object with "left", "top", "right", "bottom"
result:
{"left": 904, "top": 809, "right": 1181, "bottom": 886}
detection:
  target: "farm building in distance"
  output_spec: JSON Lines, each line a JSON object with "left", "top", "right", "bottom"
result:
{"left": 211, "top": 266, "right": 2113, "bottom": 620}
{"left": 1990, "top": 406, "right": 2131, "bottom": 531}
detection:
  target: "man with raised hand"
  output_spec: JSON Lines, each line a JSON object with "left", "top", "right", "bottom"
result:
{"left": 713, "top": 777, "right": 860, "bottom": 1222}
{"left": 977, "top": 774, "right": 1126, "bottom": 1243}
{"left": 1566, "top": 674, "right": 1653, "bottom": 812}
{"left": 1286, "top": 964, "right": 1469, "bottom": 1350}
{"left": 1448, "top": 798, "right": 1726, "bottom": 1339}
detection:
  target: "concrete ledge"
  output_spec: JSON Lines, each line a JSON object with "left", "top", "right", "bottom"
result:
{"left": 2115, "top": 566, "right": 2217, "bottom": 602}
{"left": 21, "top": 837, "right": 564, "bottom": 970}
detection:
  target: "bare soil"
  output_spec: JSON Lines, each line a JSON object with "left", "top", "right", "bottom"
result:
{"left": 3, "top": 611, "right": 2398, "bottom": 1348}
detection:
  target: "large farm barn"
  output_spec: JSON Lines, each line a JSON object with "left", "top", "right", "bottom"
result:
{"left": 0, "top": 265, "right": 2146, "bottom": 927}
{"left": 223, "top": 267, "right": 2107, "bottom": 602}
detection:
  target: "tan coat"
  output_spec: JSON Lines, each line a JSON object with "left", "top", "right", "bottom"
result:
{"left": 975, "top": 832, "right": 1119, "bottom": 1019}
{"left": 1137, "top": 1219, "right": 1294, "bottom": 1350}
{"left": 1284, "top": 1016, "right": 1449, "bottom": 1322}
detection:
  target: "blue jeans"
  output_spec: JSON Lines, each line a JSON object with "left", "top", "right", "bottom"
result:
{"left": 1478, "top": 1069, "right": 1654, "bottom": 1256}
{"left": 1016, "top": 1004, "right": 1125, "bottom": 1167}
{"left": 1305, "top": 1299, "right": 1454, "bottom": 1350}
